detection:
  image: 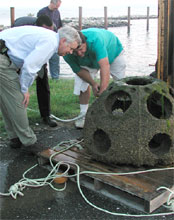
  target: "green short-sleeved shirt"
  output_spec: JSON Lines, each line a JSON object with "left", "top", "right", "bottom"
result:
{"left": 64, "top": 28, "right": 123, "bottom": 74}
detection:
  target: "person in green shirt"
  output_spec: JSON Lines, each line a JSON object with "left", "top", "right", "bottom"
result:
{"left": 64, "top": 28, "right": 126, "bottom": 128}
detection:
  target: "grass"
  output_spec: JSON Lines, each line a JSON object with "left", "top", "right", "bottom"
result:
{"left": 0, "top": 78, "right": 96, "bottom": 138}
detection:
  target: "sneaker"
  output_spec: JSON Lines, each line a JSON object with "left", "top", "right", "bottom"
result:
{"left": 43, "top": 116, "right": 57, "bottom": 127}
{"left": 21, "top": 142, "right": 42, "bottom": 155}
{"left": 75, "top": 114, "right": 86, "bottom": 129}
{"left": 9, "top": 138, "right": 22, "bottom": 149}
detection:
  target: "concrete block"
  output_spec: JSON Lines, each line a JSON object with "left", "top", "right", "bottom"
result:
{"left": 83, "top": 76, "right": 174, "bottom": 166}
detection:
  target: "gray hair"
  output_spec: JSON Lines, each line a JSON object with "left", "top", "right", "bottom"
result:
{"left": 59, "top": 26, "right": 82, "bottom": 45}
{"left": 50, "top": 0, "right": 60, "bottom": 4}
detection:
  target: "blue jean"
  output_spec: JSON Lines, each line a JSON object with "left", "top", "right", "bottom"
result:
{"left": 49, "top": 53, "right": 60, "bottom": 79}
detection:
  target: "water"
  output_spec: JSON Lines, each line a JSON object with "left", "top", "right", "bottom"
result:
{"left": 60, "top": 18, "right": 157, "bottom": 78}
{"left": 111, "top": 19, "right": 157, "bottom": 77}
{"left": 0, "top": 7, "right": 157, "bottom": 78}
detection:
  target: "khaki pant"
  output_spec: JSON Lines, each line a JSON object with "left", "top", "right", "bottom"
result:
{"left": 0, "top": 54, "right": 36, "bottom": 146}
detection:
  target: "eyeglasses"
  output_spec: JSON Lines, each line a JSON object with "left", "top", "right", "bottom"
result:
{"left": 67, "top": 43, "right": 82, "bottom": 53}
{"left": 73, "top": 44, "right": 83, "bottom": 53}
{"left": 76, "top": 44, "right": 82, "bottom": 50}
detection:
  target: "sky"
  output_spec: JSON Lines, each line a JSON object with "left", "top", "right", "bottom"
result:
{"left": 0, "top": 0, "right": 158, "bottom": 9}
{"left": 0, "top": 0, "right": 158, "bottom": 25}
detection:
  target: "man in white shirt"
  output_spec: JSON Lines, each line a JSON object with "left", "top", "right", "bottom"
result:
{"left": 0, "top": 25, "right": 81, "bottom": 154}
{"left": 13, "top": 15, "right": 58, "bottom": 128}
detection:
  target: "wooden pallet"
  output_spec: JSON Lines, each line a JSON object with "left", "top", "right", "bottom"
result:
{"left": 38, "top": 146, "right": 174, "bottom": 213}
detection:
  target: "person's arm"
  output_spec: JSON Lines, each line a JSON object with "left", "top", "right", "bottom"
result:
{"left": 89, "top": 35, "right": 110, "bottom": 95}
{"left": 98, "top": 57, "right": 110, "bottom": 95}
{"left": 77, "top": 68, "right": 100, "bottom": 97}
{"left": 58, "top": 11, "right": 62, "bottom": 28}
{"left": 20, "top": 37, "right": 56, "bottom": 95}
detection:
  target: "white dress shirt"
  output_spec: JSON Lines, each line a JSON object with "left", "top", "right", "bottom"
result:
{"left": 0, "top": 26, "right": 59, "bottom": 93}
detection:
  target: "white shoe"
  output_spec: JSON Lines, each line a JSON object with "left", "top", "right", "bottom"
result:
{"left": 75, "top": 114, "right": 86, "bottom": 129}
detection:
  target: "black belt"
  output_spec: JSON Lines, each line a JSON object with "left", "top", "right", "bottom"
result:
{"left": 0, "top": 39, "right": 9, "bottom": 58}
{"left": 0, "top": 39, "right": 19, "bottom": 73}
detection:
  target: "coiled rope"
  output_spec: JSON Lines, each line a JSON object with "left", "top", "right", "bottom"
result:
{"left": 0, "top": 139, "right": 174, "bottom": 217}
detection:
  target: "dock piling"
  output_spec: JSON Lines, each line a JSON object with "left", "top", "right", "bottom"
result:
{"left": 147, "top": 6, "right": 150, "bottom": 31}
{"left": 10, "top": 7, "right": 15, "bottom": 27}
{"left": 127, "top": 7, "right": 131, "bottom": 33}
{"left": 104, "top": 6, "right": 108, "bottom": 29}
{"left": 79, "top": 6, "right": 82, "bottom": 30}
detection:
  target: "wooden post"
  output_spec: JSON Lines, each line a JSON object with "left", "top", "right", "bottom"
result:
{"left": 10, "top": 7, "right": 15, "bottom": 27}
{"left": 147, "top": 7, "right": 150, "bottom": 31}
{"left": 104, "top": 6, "right": 108, "bottom": 29}
{"left": 168, "top": 0, "right": 174, "bottom": 87}
{"left": 79, "top": 6, "right": 82, "bottom": 30}
{"left": 128, "top": 7, "right": 131, "bottom": 33}
{"left": 157, "top": 0, "right": 174, "bottom": 87}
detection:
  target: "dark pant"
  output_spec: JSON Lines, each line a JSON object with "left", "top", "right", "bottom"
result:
{"left": 36, "top": 64, "right": 50, "bottom": 118}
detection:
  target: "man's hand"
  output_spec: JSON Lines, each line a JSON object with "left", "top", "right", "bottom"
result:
{"left": 23, "top": 91, "right": 30, "bottom": 108}
{"left": 91, "top": 82, "right": 100, "bottom": 97}
{"left": 98, "top": 86, "right": 107, "bottom": 96}
{"left": 77, "top": 68, "right": 100, "bottom": 96}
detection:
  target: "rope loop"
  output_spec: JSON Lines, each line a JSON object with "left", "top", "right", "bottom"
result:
{"left": 157, "top": 186, "right": 174, "bottom": 211}
{"left": 9, "top": 183, "right": 25, "bottom": 199}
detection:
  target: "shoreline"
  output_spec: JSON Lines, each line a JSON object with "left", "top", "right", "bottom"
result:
{"left": 62, "top": 15, "right": 157, "bottom": 29}
{"left": 0, "top": 15, "right": 157, "bottom": 30}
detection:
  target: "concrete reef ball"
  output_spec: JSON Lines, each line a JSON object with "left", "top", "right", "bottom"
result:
{"left": 83, "top": 76, "right": 174, "bottom": 167}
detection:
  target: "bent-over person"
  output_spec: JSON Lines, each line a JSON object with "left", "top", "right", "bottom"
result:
{"left": 0, "top": 26, "right": 81, "bottom": 154}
